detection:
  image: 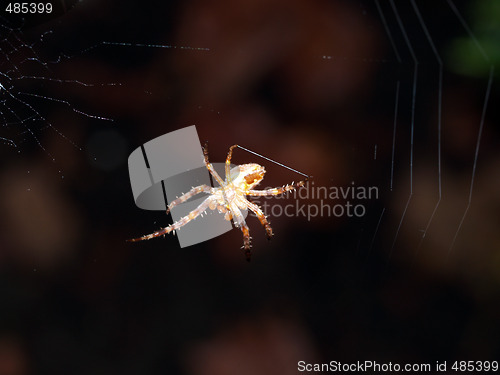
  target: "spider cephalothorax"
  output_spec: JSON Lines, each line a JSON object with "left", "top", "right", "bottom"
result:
{"left": 128, "top": 144, "right": 307, "bottom": 261}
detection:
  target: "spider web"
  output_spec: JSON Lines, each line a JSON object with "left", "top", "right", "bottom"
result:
{"left": 0, "top": 17, "right": 121, "bottom": 163}
{"left": 0, "top": 3, "right": 215, "bottom": 175}
{"left": 343, "top": 0, "right": 497, "bottom": 269}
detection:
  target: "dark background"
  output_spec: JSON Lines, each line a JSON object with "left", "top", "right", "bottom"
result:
{"left": 0, "top": 0, "right": 499, "bottom": 374}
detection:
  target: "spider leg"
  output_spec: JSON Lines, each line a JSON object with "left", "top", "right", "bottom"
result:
{"left": 241, "top": 222, "right": 252, "bottom": 261}
{"left": 165, "top": 184, "right": 212, "bottom": 215}
{"left": 127, "top": 196, "right": 215, "bottom": 242}
{"left": 231, "top": 203, "right": 252, "bottom": 261}
{"left": 245, "top": 200, "right": 273, "bottom": 239}
{"left": 246, "top": 179, "right": 308, "bottom": 197}
{"left": 203, "top": 141, "right": 225, "bottom": 186}
{"left": 225, "top": 144, "right": 238, "bottom": 182}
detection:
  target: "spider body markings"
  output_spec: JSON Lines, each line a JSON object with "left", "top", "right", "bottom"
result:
{"left": 128, "top": 144, "right": 307, "bottom": 261}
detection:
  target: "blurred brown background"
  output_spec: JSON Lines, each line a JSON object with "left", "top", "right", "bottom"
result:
{"left": 0, "top": 0, "right": 499, "bottom": 374}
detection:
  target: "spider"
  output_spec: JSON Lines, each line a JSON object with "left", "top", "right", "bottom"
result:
{"left": 128, "top": 143, "right": 308, "bottom": 261}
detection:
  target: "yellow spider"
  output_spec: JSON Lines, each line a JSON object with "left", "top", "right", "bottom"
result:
{"left": 128, "top": 144, "right": 307, "bottom": 261}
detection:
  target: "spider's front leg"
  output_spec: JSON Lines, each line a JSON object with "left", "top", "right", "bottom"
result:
{"left": 225, "top": 144, "right": 238, "bottom": 182}
{"left": 246, "top": 179, "right": 308, "bottom": 197}
{"left": 203, "top": 142, "right": 225, "bottom": 186}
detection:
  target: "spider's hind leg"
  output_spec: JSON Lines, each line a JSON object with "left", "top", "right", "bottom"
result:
{"left": 165, "top": 184, "right": 212, "bottom": 215}
{"left": 232, "top": 205, "right": 252, "bottom": 261}
{"left": 128, "top": 196, "right": 215, "bottom": 242}
{"left": 246, "top": 200, "right": 273, "bottom": 240}
{"left": 240, "top": 222, "right": 252, "bottom": 261}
